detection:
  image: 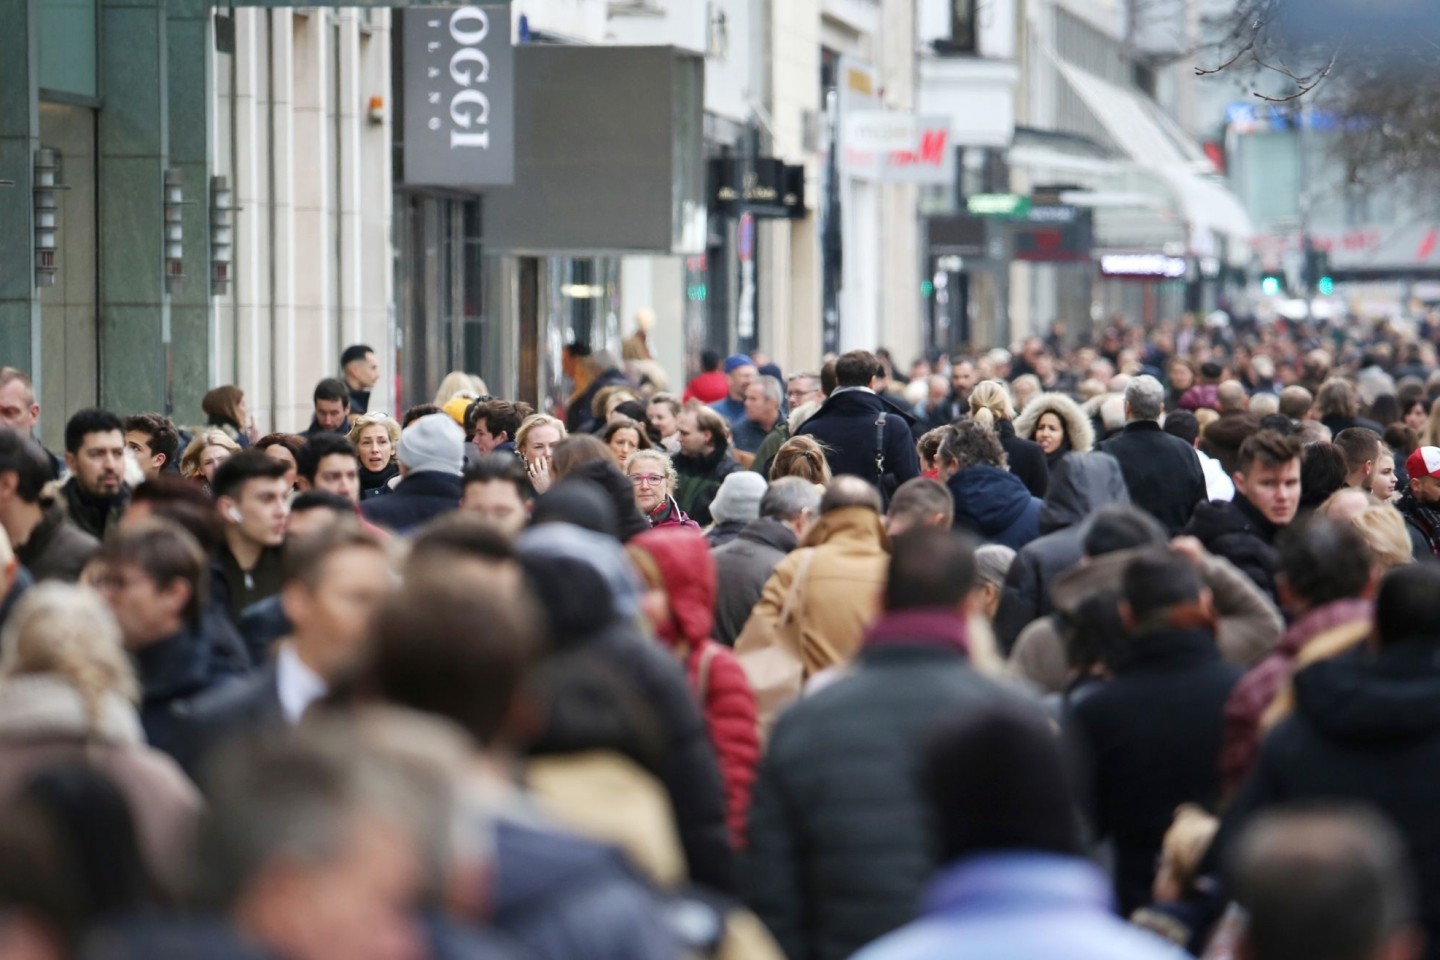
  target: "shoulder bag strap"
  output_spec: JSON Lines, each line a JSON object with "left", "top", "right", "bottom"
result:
{"left": 775, "top": 546, "right": 818, "bottom": 669}
{"left": 874, "top": 412, "right": 887, "bottom": 483}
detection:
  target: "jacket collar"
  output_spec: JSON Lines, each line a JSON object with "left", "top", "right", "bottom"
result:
{"left": 1231, "top": 493, "right": 1282, "bottom": 544}
{"left": 1113, "top": 626, "right": 1219, "bottom": 673}
{"left": 802, "top": 506, "right": 890, "bottom": 551}
{"left": 863, "top": 608, "right": 968, "bottom": 656}
{"left": 395, "top": 470, "right": 463, "bottom": 494}
{"left": 674, "top": 439, "right": 733, "bottom": 473}
{"left": 1123, "top": 419, "right": 1163, "bottom": 434}
{"left": 736, "top": 516, "right": 798, "bottom": 553}
{"left": 923, "top": 853, "right": 1112, "bottom": 917}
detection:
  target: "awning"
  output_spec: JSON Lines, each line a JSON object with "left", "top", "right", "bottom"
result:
{"left": 1053, "top": 59, "right": 1253, "bottom": 263}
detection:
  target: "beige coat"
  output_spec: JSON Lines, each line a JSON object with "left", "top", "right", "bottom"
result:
{"left": 738, "top": 506, "right": 891, "bottom": 676}
{"left": 0, "top": 675, "right": 201, "bottom": 898}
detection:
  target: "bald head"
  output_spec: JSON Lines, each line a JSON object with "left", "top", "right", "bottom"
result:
{"left": 1217, "top": 380, "right": 1249, "bottom": 415}
{"left": 820, "top": 476, "right": 884, "bottom": 515}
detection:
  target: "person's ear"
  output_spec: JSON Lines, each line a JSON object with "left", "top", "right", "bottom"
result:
{"left": 160, "top": 577, "right": 192, "bottom": 617}
{"left": 0, "top": 471, "right": 17, "bottom": 501}
{"left": 1118, "top": 598, "right": 1136, "bottom": 631}
{"left": 64, "top": 452, "right": 77, "bottom": 474}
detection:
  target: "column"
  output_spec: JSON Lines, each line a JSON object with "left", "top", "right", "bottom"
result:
{"left": 166, "top": 0, "right": 211, "bottom": 422}
{"left": 98, "top": 0, "right": 169, "bottom": 413}
{"left": 0, "top": 0, "right": 39, "bottom": 372}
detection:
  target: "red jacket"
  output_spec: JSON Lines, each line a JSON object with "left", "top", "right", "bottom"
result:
{"left": 683, "top": 371, "right": 728, "bottom": 404}
{"left": 631, "top": 527, "right": 759, "bottom": 848}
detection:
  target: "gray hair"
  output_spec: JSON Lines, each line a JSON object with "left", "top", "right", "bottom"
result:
{"left": 761, "top": 475, "right": 822, "bottom": 521}
{"left": 1124, "top": 375, "right": 1166, "bottom": 422}
{"left": 974, "top": 544, "right": 1016, "bottom": 589}
{"left": 751, "top": 375, "right": 784, "bottom": 407}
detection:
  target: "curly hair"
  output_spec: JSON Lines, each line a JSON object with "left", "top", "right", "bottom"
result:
{"left": 347, "top": 412, "right": 401, "bottom": 451}
{"left": 769, "top": 435, "right": 832, "bottom": 485}
{"left": 939, "top": 421, "right": 1006, "bottom": 471}
{"left": 179, "top": 429, "right": 242, "bottom": 479}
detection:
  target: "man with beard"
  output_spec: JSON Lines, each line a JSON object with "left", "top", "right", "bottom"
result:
{"left": 59, "top": 408, "right": 129, "bottom": 540}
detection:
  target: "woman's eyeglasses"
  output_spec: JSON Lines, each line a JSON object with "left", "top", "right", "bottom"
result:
{"left": 629, "top": 474, "right": 666, "bottom": 487}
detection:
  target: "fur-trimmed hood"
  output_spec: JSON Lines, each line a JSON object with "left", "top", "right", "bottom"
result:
{"left": 1014, "top": 392, "right": 1095, "bottom": 453}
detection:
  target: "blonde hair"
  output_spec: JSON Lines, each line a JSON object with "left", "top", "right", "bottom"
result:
{"left": 770, "top": 435, "right": 832, "bottom": 485}
{"left": 433, "top": 371, "right": 488, "bottom": 407}
{"left": 348, "top": 412, "right": 402, "bottom": 451}
{"left": 1423, "top": 398, "right": 1440, "bottom": 448}
{"left": 514, "top": 414, "right": 568, "bottom": 461}
{"left": 625, "top": 449, "right": 677, "bottom": 493}
{"left": 1158, "top": 804, "right": 1218, "bottom": 896}
{"left": 1351, "top": 504, "right": 1413, "bottom": 571}
{"left": 0, "top": 583, "right": 138, "bottom": 730}
{"left": 967, "top": 380, "right": 1015, "bottom": 431}
{"left": 179, "top": 429, "right": 242, "bottom": 479}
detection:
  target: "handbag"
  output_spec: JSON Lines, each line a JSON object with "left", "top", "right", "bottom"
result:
{"left": 735, "top": 548, "right": 817, "bottom": 742}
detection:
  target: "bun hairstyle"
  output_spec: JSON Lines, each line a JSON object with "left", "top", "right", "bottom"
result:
{"left": 967, "top": 380, "right": 1015, "bottom": 432}
{"left": 769, "top": 435, "right": 833, "bottom": 486}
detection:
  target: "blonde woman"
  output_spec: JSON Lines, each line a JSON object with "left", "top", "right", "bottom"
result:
{"left": 433, "top": 370, "right": 488, "bottom": 407}
{"left": 0, "top": 582, "right": 200, "bottom": 897}
{"left": 348, "top": 411, "right": 402, "bottom": 500}
{"left": 968, "top": 380, "right": 1048, "bottom": 497}
{"left": 626, "top": 449, "right": 698, "bottom": 530}
{"left": 179, "top": 429, "right": 242, "bottom": 489}
{"left": 515, "top": 414, "right": 568, "bottom": 494}
{"left": 1423, "top": 398, "right": 1440, "bottom": 448}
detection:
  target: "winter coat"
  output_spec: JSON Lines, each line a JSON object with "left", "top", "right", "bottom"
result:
{"left": 994, "top": 419, "right": 1049, "bottom": 498}
{"left": 1066, "top": 627, "right": 1242, "bottom": 914}
{"left": 673, "top": 443, "right": 742, "bottom": 528}
{"left": 646, "top": 494, "right": 702, "bottom": 532}
{"left": 795, "top": 389, "right": 921, "bottom": 496}
{"left": 567, "top": 367, "right": 630, "bottom": 435}
{"left": 1183, "top": 496, "right": 1282, "bottom": 598}
{"left": 946, "top": 466, "right": 1043, "bottom": 551}
{"left": 1219, "top": 597, "right": 1372, "bottom": 796}
{"left": 134, "top": 614, "right": 252, "bottom": 762}
{"left": 173, "top": 661, "right": 284, "bottom": 780}
{"left": 1010, "top": 549, "right": 1280, "bottom": 694}
{"left": 1398, "top": 487, "right": 1440, "bottom": 561}
{"left": 706, "top": 519, "right": 748, "bottom": 549}
{"left": 746, "top": 610, "right": 1022, "bottom": 960}
{"left": 14, "top": 504, "right": 98, "bottom": 583}
{"left": 741, "top": 506, "right": 890, "bottom": 676}
{"left": 1221, "top": 642, "right": 1440, "bottom": 960}
{"left": 1097, "top": 421, "right": 1208, "bottom": 535}
{"left": 59, "top": 477, "right": 127, "bottom": 541}
{"left": 994, "top": 452, "right": 1129, "bottom": 653}
{"left": 1013, "top": 392, "right": 1095, "bottom": 462}
{"left": 359, "top": 470, "right": 462, "bottom": 534}
{"left": 712, "top": 518, "right": 798, "bottom": 647}
{"left": 235, "top": 596, "right": 289, "bottom": 666}
{"left": 849, "top": 854, "right": 1189, "bottom": 960}
{"left": 215, "top": 544, "right": 285, "bottom": 623}
{"left": 359, "top": 461, "right": 399, "bottom": 500}
{"left": 1178, "top": 384, "right": 1219, "bottom": 412}
{"left": 631, "top": 528, "right": 760, "bottom": 849}
{"left": 684, "top": 371, "right": 729, "bottom": 405}
{"left": 0, "top": 676, "right": 201, "bottom": 898}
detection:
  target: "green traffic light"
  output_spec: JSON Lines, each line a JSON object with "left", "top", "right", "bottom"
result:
{"left": 921, "top": 280, "right": 935, "bottom": 298}
{"left": 1261, "top": 276, "right": 1281, "bottom": 296}
{"left": 1318, "top": 276, "right": 1335, "bottom": 295}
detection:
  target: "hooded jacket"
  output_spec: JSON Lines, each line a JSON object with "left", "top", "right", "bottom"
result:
{"left": 994, "top": 453, "right": 1129, "bottom": 653}
{"left": 994, "top": 419, "right": 1050, "bottom": 498}
{"left": 795, "top": 389, "right": 921, "bottom": 495}
{"left": 740, "top": 506, "right": 890, "bottom": 676}
{"left": 1013, "top": 392, "right": 1095, "bottom": 470}
{"left": 712, "top": 518, "right": 798, "bottom": 647}
{"left": 631, "top": 528, "right": 759, "bottom": 848}
{"left": 1224, "top": 642, "right": 1440, "bottom": 960}
{"left": 946, "top": 466, "right": 1042, "bottom": 551}
{"left": 673, "top": 440, "right": 742, "bottom": 528}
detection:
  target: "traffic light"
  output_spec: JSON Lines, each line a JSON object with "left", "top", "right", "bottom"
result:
{"left": 1261, "top": 274, "right": 1283, "bottom": 296}
{"left": 1302, "top": 247, "right": 1331, "bottom": 293}
{"left": 1317, "top": 275, "right": 1335, "bottom": 296}
{"left": 920, "top": 278, "right": 935, "bottom": 298}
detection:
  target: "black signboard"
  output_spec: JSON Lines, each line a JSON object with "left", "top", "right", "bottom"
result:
{"left": 710, "top": 158, "right": 806, "bottom": 219}
{"left": 1011, "top": 205, "right": 1092, "bottom": 263}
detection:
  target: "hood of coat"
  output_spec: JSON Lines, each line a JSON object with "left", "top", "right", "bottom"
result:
{"left": 802, "top": 505, "right": 891, "bottom": 553}
{"left": 948, "top": 466, "right": 1034, "bottom": 536}
{"left": 0, "top": 674, "right": 144, "bottom": 744}
{"left": 1279, "top": 598, "right": 1373, "bottom": 659}
{"left": 1295, "top": 642, "right": 1440, "bottom": 745}
{"left": 1014, "top": 392, "right": 1095, "bottom": 454}
{"left": 629, "top": 527, "right": 716, "bottom": 647}
{"left": 1037, "top": 452, "right": 1130, "bottom": 533}
{"left": 517, "top": 523, "right": 646, "bottom": 644}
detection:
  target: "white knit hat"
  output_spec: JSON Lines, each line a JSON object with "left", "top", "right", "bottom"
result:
{"left": 709, "top": 472, "right": 768, "bottom": 524}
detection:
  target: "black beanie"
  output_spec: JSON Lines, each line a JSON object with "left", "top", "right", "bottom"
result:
{"left": 530, "top": 480, "right": 620, "bottom": 540}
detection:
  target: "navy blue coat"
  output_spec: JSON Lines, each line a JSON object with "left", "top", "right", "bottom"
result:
{"left": 946, "top": 466, "right": 1043, "bottom": 551}
{"left": 795, "top": 389, "right": 920, "bottom": 495}
{"left": 359, "top": 470, "right": 463, "bottom": 534}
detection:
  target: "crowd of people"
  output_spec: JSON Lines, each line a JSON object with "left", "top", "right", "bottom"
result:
{"left": 0, "top": 308, "right": 1435, "bottom": 960}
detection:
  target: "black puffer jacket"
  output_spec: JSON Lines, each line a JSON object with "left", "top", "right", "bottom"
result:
{"left": 746, "top": 613, "right": 1018, "bottom": 960}
{"left": 1184, "top": 496, "right": 1281, "bottom": 599}
{"left": 994, "top": 452, "right": 1130, "bottom": 653}
{"left": 995, "top": 419, "right": 1049, "bottom": 499}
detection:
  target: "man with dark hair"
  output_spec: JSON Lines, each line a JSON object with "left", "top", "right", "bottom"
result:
{"left": 0, "top": 429, "right": 97, "bottom": 583}
{"left": 1185, "top": 429, "right": 1303, "bottom": 598}
{"left": 748, "top": 527, "right": 1018, "bottom": 960}
{"left": 796, "top": 350, "right": 920, "bottom": 498}
{"left": 711, "top": 476, "right": 818, "bottom": 646}
{"left": 1066, "top": 548, "right": 1243, "bottom": 914}
{"left": 852, "top": 703, "right": 1183, "bottom": 960}
{"left": 1226, "top": 807, "right": 1421, "bottom": 960}
{"left": 93, "top": 518, "right": 249, "bottom": 757}
{"left": 59, "top": 408, "right": 128, "bottom": 540}
{"left": 468, "top": 399, "right": 528, "bottom": 457}
{"left": 361, "top": 413, "right": 464, "bottom": 534}
{"left": 1334, "top": 427, "right": 1383, "bottom": 491}
{"left": 213, "top": 452, "right": 291, "bottom": 621}
{"left": 1219, "top": 563, "right": 1440, "bottom": 959}
{"left": 339, "top": 343, "right": 379, "bottom": 414}
{"left": 1098, "top": 376, "right": 1208, "bottom": 534}
{"left": 180, "top": 524, "right": 391, "bottom": 774}
{"left": 672, "top": 404, "right": 741, "bottom": 527}
{"left": 461, "top": 454, "right": 533, "bottom": 540}
{"left": 123, "top": 413, "right": 181, "bottom": 481}
{"left": 885, "top": 476, "right": 955, "bottom": 537}
{"left": 1400, "top": 446, "right": 1440, "bottom": 560}
{"left": 1221, "top": 517, "right": 1374, "bottom": 796}
{"left": 296, "top": 434, "right": 361, "bottom": 504}
{"left": 304, "top": 378, "right": 351, "bottom": 438}
{"left": 1167, "top": 408, "right": 1240, "bottom": 502}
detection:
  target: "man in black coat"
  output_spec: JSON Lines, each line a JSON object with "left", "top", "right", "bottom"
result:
{"left": 994, "top": 451, "right": 1129, "bottom": 653}
{"left": 1184, "top": 430, "right": 1301, "bottom": 599}
{"left": 360, "top": 413, "right": 464, "bottom": 534}
{"left": 1066, "top": 548, "right": 1241, "bottom": 915}
{"left": 1098, "top": 375, "right": 1207, "bottom": 534}
{"left": 747, "top": 527, "right": 1028, "bottom": 960}
{"left": 796, "top": 350, "right": 920, "bottom": 500}
{"left": 1218, "top": 564, "right": 1440, "bottom": 960}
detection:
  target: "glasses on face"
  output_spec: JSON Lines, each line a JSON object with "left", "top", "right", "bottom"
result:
{"left": 629, "top": 474, "right": 666, "bottom": 487}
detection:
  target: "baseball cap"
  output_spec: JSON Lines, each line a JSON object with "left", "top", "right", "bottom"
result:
{"left": 724, "top": 353, "right": 755, "bottom": 374}
{"left": 1408, "top": 446, "right": 1440, "bottom": 481}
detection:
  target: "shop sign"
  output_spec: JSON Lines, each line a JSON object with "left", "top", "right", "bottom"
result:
{"left": 843, "top": 112, "right": 954, "bottom": 185}
{"left": 968, "top": 194, "right": 1030, "bottom": 218}
{"left": 402, "top": 6, "right": 514, "bottom": 188}
{"left": 710, "top": 158, "right": 806, "bottom": 219}
{"left": 1100, "top": 253, "right": 1189, "bottom": 279}
{"left": 1012, "top": 205, "right": 1092, "bottom": 263}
